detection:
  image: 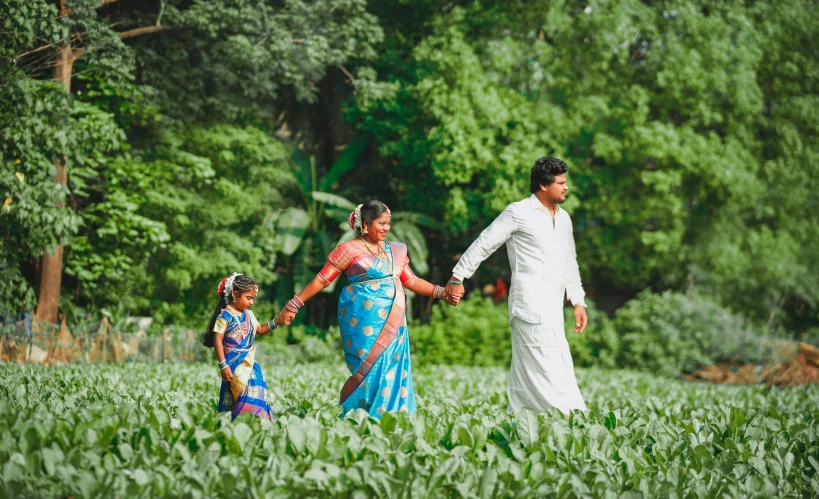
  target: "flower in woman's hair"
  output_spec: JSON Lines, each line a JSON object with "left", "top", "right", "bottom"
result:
{"left": 217, "top": 277, "right": 228, "bottom": 297}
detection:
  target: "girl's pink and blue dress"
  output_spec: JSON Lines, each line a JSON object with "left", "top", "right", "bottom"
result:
{"left": 214, "top": 309, "right": 274, "bottom": 420}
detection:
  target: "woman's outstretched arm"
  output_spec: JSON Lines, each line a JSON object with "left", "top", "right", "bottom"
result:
{"left": 401, "top": 265, "right": 454, "bottom": 303}
{"left": 275, "top": 262, "right": 339, "bottom": 325}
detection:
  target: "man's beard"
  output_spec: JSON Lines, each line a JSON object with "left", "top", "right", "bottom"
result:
{"left": 556, "top": 196, "right": 567, "bottom": 204}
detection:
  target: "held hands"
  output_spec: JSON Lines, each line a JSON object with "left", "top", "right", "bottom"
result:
{"left": 275, "top": 308, "right": 296, "bottom": 327}
{"left": 573, "top": 305, "right": 588, "bottom": 333}
{"left": 444, "top": 279, "right": 464, "bottom": 306}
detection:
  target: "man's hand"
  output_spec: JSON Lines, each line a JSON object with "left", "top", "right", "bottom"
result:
{"left": 445, "top": 277, "right": 464, "bottom": 306}
{"left": 442, "top": 286, "right": 459, "bottom": 306}
{"left": 573, "top": 305, "right": 588, "bottom": 333}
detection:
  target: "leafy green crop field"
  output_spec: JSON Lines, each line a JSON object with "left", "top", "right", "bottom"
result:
{"left": 1, "top": 362, "right": 817, "bottom": 498}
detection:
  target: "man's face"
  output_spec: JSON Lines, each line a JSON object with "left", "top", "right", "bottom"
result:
{"left": 542, "top": 174, "right": 568, "bottom": 204}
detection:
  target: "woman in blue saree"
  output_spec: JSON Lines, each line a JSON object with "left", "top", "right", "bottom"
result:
{"left": 275, "top": 201, "right": 457, "bottom": 418}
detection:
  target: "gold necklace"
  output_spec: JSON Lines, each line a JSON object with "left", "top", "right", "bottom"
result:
{"left": 361, "top": 237, "right": 392, "bottom": 273}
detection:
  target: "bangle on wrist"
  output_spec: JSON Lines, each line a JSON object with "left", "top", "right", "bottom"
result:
{"left": 267, "top": 318, "right": 277, "bottom": 331}
{"left": 449, "top": 279, "right": 463, "bottom": 286}
{"left": 286, "top": 295, "right": 304, "bottom": 313}
{"left": 218, "top": 360, "right": 228, "bottom": 370}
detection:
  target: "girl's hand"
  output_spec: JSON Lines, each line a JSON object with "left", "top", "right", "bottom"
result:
{"left": 275, "top": 308, "right": 296, "bottom": 326}
{"left": 221, "top": 366, "right": 233, "bottom": 383}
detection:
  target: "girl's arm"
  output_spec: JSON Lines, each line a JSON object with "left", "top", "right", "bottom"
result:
{"left": 276, "top": 244, "right": 349, "bottom": 326}
{"left": 214, "top": 334, "right": 232, "bottom": 382}
{"left": 256, "top": 317, "right": 278, "bottom": 335}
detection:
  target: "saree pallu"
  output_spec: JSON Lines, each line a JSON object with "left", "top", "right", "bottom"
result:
{"left": 329, "top": 242, "right": 417, "bottom": 418}
{"left": 215, "top": 309, "right": 274, "bottom": 420}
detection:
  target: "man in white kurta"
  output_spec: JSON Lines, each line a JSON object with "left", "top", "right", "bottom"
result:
{"left": 448, "top": 157, "right": 588, "bottom": 415}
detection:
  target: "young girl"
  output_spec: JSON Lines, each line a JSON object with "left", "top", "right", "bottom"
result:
{"left": 202, "top": 272, "right": 277, "bottom": 420}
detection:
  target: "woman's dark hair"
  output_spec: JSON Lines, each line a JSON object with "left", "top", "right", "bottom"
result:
{"left": 201, "top": 273, "right": 258, "bottom": 348}
{"left": 530, "top": 156, "right": 568, "bottom": 193}
{"left": 357, "top": 200, "right": 390, "bottom": 236}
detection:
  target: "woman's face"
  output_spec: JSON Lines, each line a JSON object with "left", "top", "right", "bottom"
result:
{"left": 365, "top": 213, "right": 391, "bottom": 242}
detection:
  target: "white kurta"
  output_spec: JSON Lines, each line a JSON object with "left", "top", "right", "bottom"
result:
{"left": 452, "top": 195, "right": 587, "bottom": 414}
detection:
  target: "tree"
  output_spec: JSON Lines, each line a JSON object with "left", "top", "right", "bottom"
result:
{"left": 350, "top": 0, "right": 818, "bottom": 330}
{"left": 1, "top": 0, "right": 174, "bottom": 322}
{"left": 2, "top": 0, "right": 389, "bottom": 324}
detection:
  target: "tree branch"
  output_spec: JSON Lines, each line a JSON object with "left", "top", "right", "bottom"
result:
{"left": 119, "top": 25, "right": 174, "bottom": 40}
{"left": 337, "top": 64, "right": 355, "bottom": 83}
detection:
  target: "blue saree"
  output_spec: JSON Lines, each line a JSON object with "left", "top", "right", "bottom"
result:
{"left": 214, "top": 309, "right": 274, "bottom": 420}
{"left": 325, "top": 241, "right": 417, "bottom": 418}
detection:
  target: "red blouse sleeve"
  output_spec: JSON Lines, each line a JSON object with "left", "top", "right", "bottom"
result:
{"left": 399, "top": 253, "right": 415, "bottom": 284}
{"left": 318, "top": 242, "right": 357, "bottom": 283}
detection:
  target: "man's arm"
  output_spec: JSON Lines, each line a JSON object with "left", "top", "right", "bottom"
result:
{"left": 448, "top": 206, "right": 517, "bottom": 302}
{"left": 565, "top": 223, "right": 588, "bottom": 333}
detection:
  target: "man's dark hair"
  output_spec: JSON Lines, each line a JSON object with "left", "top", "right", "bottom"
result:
{"left": 530, "top": 157, "right": 568, "bottom": 193}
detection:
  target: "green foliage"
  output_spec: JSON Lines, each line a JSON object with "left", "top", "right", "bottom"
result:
{"left": 0, "top": 362, "right": 818, "bottom": 496}
{"left": 613, "top": 290, "right": 766, "bottom": 378}
{"left": 351, "top": 0, "right": 819, "bottom": 331}
{"left": 0, "top": 79, "right": 75, "bottom": 315}
{"left": 4, "top": 0, "right": 818, "bottom": 340}
{"left": 134, "top": 0, "right": 386, "bottom": 124}
{"left": 411, "top": 292, "right": 769, "bottom": 378}
{"left": 410, "top": 295, "right": 512, "bottom": 367}
{"left": 136, "top": 125, "right": 292, "bottom": 324}
{"left": 564, "top": 302, "right": 621, "bottom": 370}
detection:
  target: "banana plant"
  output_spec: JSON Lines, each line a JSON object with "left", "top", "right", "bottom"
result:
{"left": 269, "top": 139, "right": 439, "bottom": 298}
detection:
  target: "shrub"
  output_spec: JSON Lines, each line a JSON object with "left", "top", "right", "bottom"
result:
{"left": 409, "top": 295, "right": 512, "bottom": 366}
{"left": 613, "top": 290, "right": 765, "bottom": 377}
{"left": 564, "top": 301, "right": 620, "bottom": 369}
{"left": 410, "top": 294, "right": 618, "bottom": 368}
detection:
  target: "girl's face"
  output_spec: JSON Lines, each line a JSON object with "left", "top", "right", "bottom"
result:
{"left": 364, "top": 213, "right": 391, "bottom": 242}
{"left": 232, "top": 288, "right": 257, "bottom": 311}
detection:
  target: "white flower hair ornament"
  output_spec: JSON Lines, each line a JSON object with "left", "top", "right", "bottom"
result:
{"left": 348, "top": 204, "right": 364, "bottom": 232}
{"left": 217, "top": 272, "right": 243, "bottom": 300}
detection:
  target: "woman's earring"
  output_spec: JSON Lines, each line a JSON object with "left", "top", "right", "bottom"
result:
{"left": 362, "top": 227, "right": 368, "bottom": 235}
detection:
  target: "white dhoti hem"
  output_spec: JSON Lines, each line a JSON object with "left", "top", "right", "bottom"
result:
{"left": 507, "top": 317, "right": 587, "bottom": 415}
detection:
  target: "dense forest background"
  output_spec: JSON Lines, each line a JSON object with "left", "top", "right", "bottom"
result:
{"left": 2, "top": 0, "right": 817, "bottom": 345}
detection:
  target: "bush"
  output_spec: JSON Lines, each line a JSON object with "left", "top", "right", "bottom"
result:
{"left": 564, "top": 301, "right": 620, "bottom": 370}
{"left": 410, "top": 295, "right": 512, "bottom": 366}
{"left": 613, "top": 290, "right": 766, "bottom": 377}
{"left": 410, "top": 294, "right": 619, "bottom": 368}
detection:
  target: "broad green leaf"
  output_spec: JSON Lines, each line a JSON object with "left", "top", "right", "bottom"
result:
{"left": 278, "top": 207, "right": 310, "bottom": 255}
{"left": 288, "top": 423, "right": 306, "bottom": 455}
{"left": 517, "top": 409, "right": 539, "bottom": 449}
{"left": 232, "top": 422, "right": 252, "bottom": 448}
{"left": 390, "top": 221, "right": 429, "bottom": 275}
{"left": 312, "top": 191, "right": 356, "bottom": 210}
{"left": 319, "top": 138, "right": 368, "bottom": 191}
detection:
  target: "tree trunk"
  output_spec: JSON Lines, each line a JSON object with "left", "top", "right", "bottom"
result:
{"left": 35, "top": 4, "right": 73, "bottom": 324}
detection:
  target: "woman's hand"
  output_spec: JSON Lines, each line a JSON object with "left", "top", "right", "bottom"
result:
{"left": 275, "top": 308, "right": 296, "bottom": 326}
{"left": 221, "top": 366, "right": 233, "bottom": 383}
